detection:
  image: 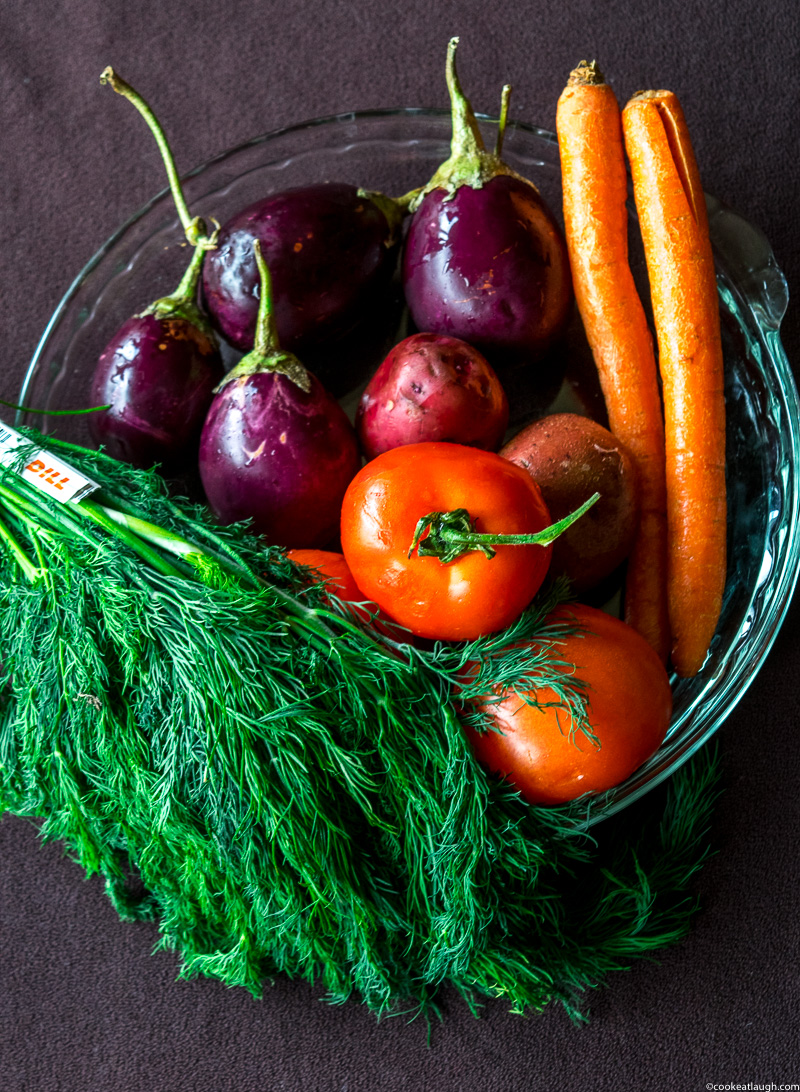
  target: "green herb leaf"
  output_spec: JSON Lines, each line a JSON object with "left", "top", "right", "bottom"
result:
{"left": 0, "top": 431, "right": 718, "bottom": 1020}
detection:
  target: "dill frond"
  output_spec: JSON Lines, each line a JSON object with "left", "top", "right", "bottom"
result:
{"left": 0, "top": 431, "right": 720, "bottom": 1019}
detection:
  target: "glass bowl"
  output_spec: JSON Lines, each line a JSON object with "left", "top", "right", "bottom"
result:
{"left": 17, "top": 108, "right": 800, "bottom": 828}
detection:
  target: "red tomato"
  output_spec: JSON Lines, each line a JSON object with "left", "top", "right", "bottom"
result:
{"left": 286, "top": 548, "right": 402, "bottom": 637}
{"left": 286, "top": 549, "right": 363, "bottom": 601}
{"left": 340, "top": 442, "right": 553, "bottom": 641}
{"left": 463, "top": 604, "right": 672, "bottom": 805}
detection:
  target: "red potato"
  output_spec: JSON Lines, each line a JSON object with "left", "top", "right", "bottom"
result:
{"left": 355, "top": 333, "right": 509, "bottom": 460}
{"left": 501, "top": 413, "right": 639, "bottom": 594}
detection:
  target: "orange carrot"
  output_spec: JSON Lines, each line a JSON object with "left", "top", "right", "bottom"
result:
{"left": 556, "top": 62, "right": 669, "bottom": 662}
{"left": 622, "top": 89, "right": 726, "bottom": 678}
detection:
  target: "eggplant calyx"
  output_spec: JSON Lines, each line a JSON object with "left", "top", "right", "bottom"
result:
{"left": 139, "top": 240, "right": 219, "bottom": 344}
{"left": 357, "top": 188, "right": 406, "bottom": 248}
{"left": 216, "top": 348, "right": 311, "bottom": 394}
{"left": 405, "top": 37, "right": 533, "bottom": 213}
{"left": 141, "top": 296, "right": 217, "bottom": 343}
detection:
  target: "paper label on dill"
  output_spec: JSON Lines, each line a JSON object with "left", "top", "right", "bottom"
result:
{"left": 0, "top": 423, "right": 99, "bottom": 503}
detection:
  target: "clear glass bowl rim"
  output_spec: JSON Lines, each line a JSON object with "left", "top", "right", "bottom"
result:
{"left": 17, "top": 106, "right": 800, "bottom": 830}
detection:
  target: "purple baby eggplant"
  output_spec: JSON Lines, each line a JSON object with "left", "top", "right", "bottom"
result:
{"left": 402, "top": 39, "right": 573, "bottom": 368}
{"left": 90, "top": 69, "right": 224, "bottom": 468}
{"left": 199, "top": 242, "right": 361, "bottom": 549}
{"left": 403, "top": 176, "right": 573, "bottom": 365}
{"left": 202, "top": 183, "right": 401, "bottom": 353}
{"left": 90, "top": 279, "right": 223, "bottom": 469}
{"left": 89, "top": 234, "right": 223, "bottom": 470}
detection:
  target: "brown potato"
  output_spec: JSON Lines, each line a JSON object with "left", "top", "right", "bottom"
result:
{"left": 500, "top": 413, "right": 639, "bottom": 594}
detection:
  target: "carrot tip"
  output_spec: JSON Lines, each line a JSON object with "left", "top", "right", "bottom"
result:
{"left": 626, "top": 89, "right": 673, "bottom": 106}
{"left": 568, "top": 60, "right": 606, "bottom": 87}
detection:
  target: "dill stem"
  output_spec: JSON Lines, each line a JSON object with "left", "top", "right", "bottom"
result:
{"left": 99, "top": 498, "right": 397, "bottom": 684}
{"left": 96, "top": 492, "right": 264, "bottom": 588}
{"left": 0, "top": 477, "right": 108, "bottom": 552}
{"left": 0, "top": 479, "right": 54, "bottom": 523}
{"left": 29, "top": 434, "right": 131, "bottom": 472}
{"left": 0, "top": 511, "right": 39, "bottom": 581}
{"left": 5, "top": 466, "right": 390, "bottom": 672}
{"left": 0, "top": 482, "right": 110, "bottom": 575}
{"left": 163, "top": 502, "right": 260, "bottom": 575}
{"left": 100, "top": 505, "right": 206, "bottom": 561}
{"left": 0, "top": 489, "right": 54, "bottom": 541}
{"left": 100, "top": 492, "right": 368, "bottom": 647}
{"left": 97, "top": 504, "right": 345, "bottom": 645}
{"left": 72, "top": 500, "right": 188, "bottom": 579}
{"left": 0, "top": 397, "right": 110, "bottom": 417}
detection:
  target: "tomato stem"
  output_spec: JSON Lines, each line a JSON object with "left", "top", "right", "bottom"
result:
{"left": 408, "top": 493, "right": 600, "bottom": 563}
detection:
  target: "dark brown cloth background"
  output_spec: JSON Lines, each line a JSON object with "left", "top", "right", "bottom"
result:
{"left": 1, "top": 1, "right": 799, "bottom": 1089}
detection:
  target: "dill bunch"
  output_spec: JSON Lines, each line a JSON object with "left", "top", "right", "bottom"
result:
{"left": 0, "top": 431, "right": 719, "bottom": 1020}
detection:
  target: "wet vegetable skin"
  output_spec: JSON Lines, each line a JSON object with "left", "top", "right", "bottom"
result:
{"left": 199, "top": 372, "right": 361, "bottom": 549}
{"left": 403, "top": 175, "right": 573, "bottom": 367}
{"left": 356, "top": 332, "right": 509, "bottom": 459}
{"left": 340, "top": 442, "right": 553, "bottom": 641}
{"left": 463, "top": 603, "right": 672, "bottom": 805}
{"left": 202, "top": 183, "right": 396, "bottom": 353}
{"left": 90, "top": 314, "right": 223, "bottom": 468}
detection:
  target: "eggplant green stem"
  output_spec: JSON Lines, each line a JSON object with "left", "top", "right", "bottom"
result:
{"left": 100, "top": 66, "right": 215, "bottom": 250}
{"left": 403, "top": 39, "right": 530, "bottom": 213}
{"left": 495, "top": 84, "right": 511, "bottom": 158}
{"left": 446, "top": 36, "right": 486, "bottom": 160}
{"left": 216, "top": 241, "right": 311, "bottom": 393}
{"left": 172, "top": 237, "right": 213, "bottom": 301}
{"left": 394, "top": 186, "right": 424, "bottom": 211}
{"left": 141, "top": 233, "right": 219, "bottom": 336}
{"left": 408, "top": 493, "right": 601, "bottom": 563}
{"left": 252, "top": 239, "right": 280, "bottom": 357}
{"left": 357, "top": 188, "right": 405, "bottom": 247}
